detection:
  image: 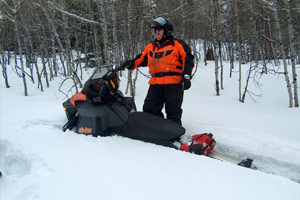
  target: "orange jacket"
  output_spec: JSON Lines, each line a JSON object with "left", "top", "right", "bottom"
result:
{"left": 131, "top": 37, "right": 194, "bottom": 84}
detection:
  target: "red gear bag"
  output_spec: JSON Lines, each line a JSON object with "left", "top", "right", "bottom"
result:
{"left": 180, "top": 133, "right": 216, "bottom": 155}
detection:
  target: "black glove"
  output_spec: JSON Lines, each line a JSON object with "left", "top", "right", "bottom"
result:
{"left": 119, "top": 60, "right": 134, "bottom": 71}
{"left": 182, "top": 74, "right": 191, "bottom": 90}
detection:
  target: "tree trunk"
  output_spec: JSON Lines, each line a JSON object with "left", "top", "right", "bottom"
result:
{"left": 99, "top": 0, "right": 111, "bottom": 66}
{"left": 203, "top": 40, "right": 207, "bottom": 66}
{"left": 131, "top": 0, "right": 145, "bottom": 97}
{"left": 227, "top": 42, "right": 234, "bottom": 78}
{"left": 241, "top": 65, "right": 254, "bottom": 103}
{"left": 149, "top": 0, "right": 157, "bottom": 18}
{"left": 13, "top": 2, "right": 28, "bottom": 96}
{"left": 219, "top": 41, "right": 224, "bottom": 90}
{"left": 210, "top": 0, "right": 220, "bottom": 96}
{"left": 45, "top": 43, "right": 53, "bottom": 81}
{"left": 0, "top": 51, "right": 10, "bottom": 88}
{"left": 38, "top": 0, "right": 76, "bottom": 80}
{"left": 74, "top": 31, "right": 83, "bottom": 81}
{"left": 39, "top": 0, "right": 82, "bottom": 90}
{"left": 233, "top": 0, "right": 242, "bottom": 102}
{"left": 249, "top": 0, "right": 260, "bottom": 65}
{"left": 61, "top": 5, "right": 73, "bottom": 76}
{"left": 273, "top": 4, "right": 293, "bottom": 107}
{"left": 112, "top": 0, "right": 120, "bottom": 67}
{"left": 51, "top": 39, "right": 58, "bottom": 77}
{"left": 40, "top": 22, "right": 54, "bottom": 80}
{"left": 180, "top": 0, "right": 187, "bottom": 39}
{"left": 28, "top": 35, "right": 43, "bottom": 91}
{"left": 40, "top": 44, "right": 49, "bottom": 88}
{"left": 23, "top": 40, "right": 34, "bottom": 84}
{"left": 125, "top": 0, "right": 134, "bottom": 96}
{"left": 283, "top": 0, "right": 299, "bottom": 107}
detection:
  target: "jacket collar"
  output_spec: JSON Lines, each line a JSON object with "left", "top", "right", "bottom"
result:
{"left": 153, "top": 36, "right": 174, "bottom": 49}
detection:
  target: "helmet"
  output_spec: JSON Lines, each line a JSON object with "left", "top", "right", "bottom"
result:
{"left": 150, "top": 16, "right": 173, "bottom": 36}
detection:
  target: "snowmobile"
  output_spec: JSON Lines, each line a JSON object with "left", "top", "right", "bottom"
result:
{"left": 62, "top": 67, "right": 254, "bottom": 169}
{"left": 62, "top": 67, "right": 184, "bottom": 146}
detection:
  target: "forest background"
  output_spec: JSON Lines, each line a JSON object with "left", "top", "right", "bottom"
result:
{"left": 0, "top": 0, "right": 299, "bottom": 107}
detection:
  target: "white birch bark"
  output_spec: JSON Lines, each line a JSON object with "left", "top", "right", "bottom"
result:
{"left": 233, "top": 0, "right": 242, "bottom": 102}
{"left": 132, "top": 0, "right": 145, "bottom": 97}
{"left": 283, "top": 0, "right": 299, "bottom": 107}
{"left": 210, "top": 0, "right": 220, "bottom": 96}
{"left": 125, "top": 0, "right": 134, "bottom": 96}
{"left": 0, "top": 51, "right": 10, "bottom": 88}
{"left": 99, "top": 0, "right": 111, "bottom": 66}
{"left": 180, "top": 0, "right": 187, "bottom": 39}
{"left": 219, "top": 41, "right": 224, "bottom": 90}
{"left": 273, "top": 4, "right": 293, "bottom": 107}
{"left": 38, "top": 0, "right": 80, "bottom": 91}
{"left": 258, "top": 0, "right": 294, "bottom": 107}
{"left": 12, "top": 0, "right": 28, "bottom": 96}
{"left": 112, "top": 0, "right": 120, "bottom": 66}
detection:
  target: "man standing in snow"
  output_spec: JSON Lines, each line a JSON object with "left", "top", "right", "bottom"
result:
{"left": 120, "top": 16, "right": 194, "bottom": 126}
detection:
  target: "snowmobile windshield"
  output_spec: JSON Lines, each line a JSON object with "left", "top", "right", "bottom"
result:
{"left": 90, "top": 67, "right": 110, "bottom": 80}
{"left": 81, "top": 67, "right": 110, "bottom": 95}
{"left": 81, "top": 67, "right": 120, "bottom": 103}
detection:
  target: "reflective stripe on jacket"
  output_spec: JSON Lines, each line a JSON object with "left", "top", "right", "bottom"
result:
{"left": 132, "top": 37, "right": 194, "bottom": 84}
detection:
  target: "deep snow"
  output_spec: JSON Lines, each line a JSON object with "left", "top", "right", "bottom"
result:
{"left": 0, "top": 57, "right": 300, "bottom": 200}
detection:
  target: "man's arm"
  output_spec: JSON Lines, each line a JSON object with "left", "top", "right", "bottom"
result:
{"left": 177, "top": 39, "right": 194, "bottom": 76}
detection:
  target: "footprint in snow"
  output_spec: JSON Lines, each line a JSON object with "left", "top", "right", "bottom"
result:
{"left": 0, "top": 140, "right": 32, "bottom": 177}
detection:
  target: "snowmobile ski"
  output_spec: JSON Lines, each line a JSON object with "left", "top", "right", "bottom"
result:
{"left": 207, "top": 151, "right": 256, "bottom": 169}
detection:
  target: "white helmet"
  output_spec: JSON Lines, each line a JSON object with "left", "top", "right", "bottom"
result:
{"left": 150, "top": 16, "right": 173, "bottom": 36}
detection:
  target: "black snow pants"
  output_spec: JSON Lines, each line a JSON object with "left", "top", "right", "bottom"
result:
{"left": 143, "top": 84, "right": 184, "bottom": 125}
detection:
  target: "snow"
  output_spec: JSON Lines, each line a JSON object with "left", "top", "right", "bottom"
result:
{"left": 1, "top": 58, "right": 300, "bottom": 200}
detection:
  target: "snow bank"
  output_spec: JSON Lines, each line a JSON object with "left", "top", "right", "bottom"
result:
{"left": 1, "top": 60, "right": 300, "bottom": 200}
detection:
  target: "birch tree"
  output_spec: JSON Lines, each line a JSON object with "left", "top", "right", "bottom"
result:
{"left": 112, "top": 0, "right": 121, "bottom": 66}
{"left": 273, "top": 2, "right": 293, "bottom": 107}
{"left": 0, "top": 12, "right": 10, "bottom": 88}
{"left": 38, "top": 0, "right": 82, "bottom": 89}
{"left": 210, "top": 0, "right": 220, "bottom": 96}
{"left": 131, "top": 0, "right": 146, "bottom": 97}
{"left": 233, "top": 0, "right": 243, "bottom": 102}
{"left": 2, "top": 0, "right": 28, "bottom": 95}
{"left": 0, "top": 51, "right": 10, "bottom": 88}
{"left": 98, "top": 0, "right": 111, "bottom": 66}
{"left": 283, "top": 0, "right": 299, "bottom": 107}
{"left": 180, "top": 0, "right": 187, "bottom": 39}
{"left": 125, "top": 0, "right": 134, "bottom": 96}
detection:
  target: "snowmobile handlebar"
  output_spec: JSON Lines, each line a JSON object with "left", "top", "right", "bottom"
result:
{"left": 102, "top": 69, "right": 118, "bottom": 81}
